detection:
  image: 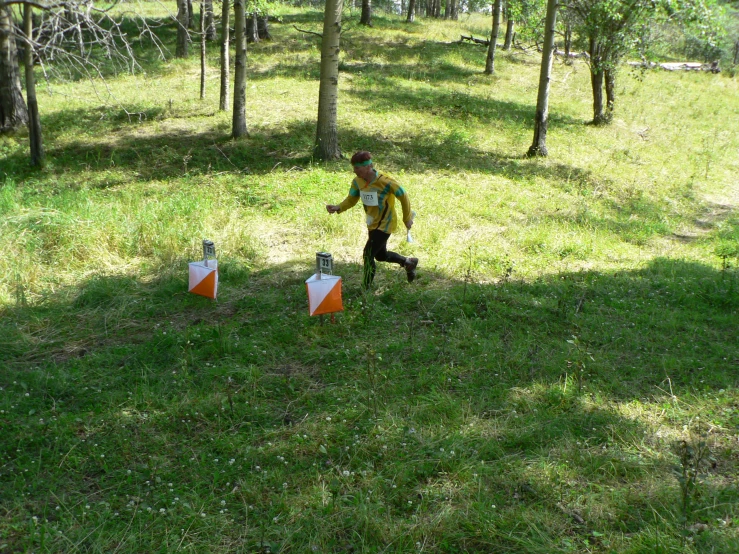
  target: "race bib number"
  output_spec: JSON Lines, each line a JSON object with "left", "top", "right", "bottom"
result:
{"left": 360, "top": 190, "right": 378, "bottom": 207}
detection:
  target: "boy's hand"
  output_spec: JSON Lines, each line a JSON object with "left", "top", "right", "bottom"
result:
{"left": 326, "top": 204, "right": 340, "bottom": 214}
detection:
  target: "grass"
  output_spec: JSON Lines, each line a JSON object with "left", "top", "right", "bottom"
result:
{"left": 1, "top": 5, "right": 739, "bottom": 553}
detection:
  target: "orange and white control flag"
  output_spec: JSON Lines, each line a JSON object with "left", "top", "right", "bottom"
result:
{"left": 305, "top": 273, "right": 343, "bottom": 316}
{"left": 189, "top": 260, "right": 218, "bottom": 299}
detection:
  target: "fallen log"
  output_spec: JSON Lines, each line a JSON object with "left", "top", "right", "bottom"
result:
{"left": 627, "top": 61, "right": 720, "bottom": 73}
{"left": 554, "top": 48, "right": 589, "bottom": 59}
{"left": 460, "top": 35, "right": 490, "bottom": 46}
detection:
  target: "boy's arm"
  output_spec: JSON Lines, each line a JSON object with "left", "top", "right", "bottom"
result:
{"left": 395, "top": 186, "right": 412, "bottom": 226}
{"left": 327, "top": 181, "right": 360, "bottom": 214}
{"left": 337, "top": 194, "right": 359, "bottom": 213}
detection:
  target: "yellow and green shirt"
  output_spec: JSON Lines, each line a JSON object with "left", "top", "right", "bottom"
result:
{"left": 338, "top": 170, "right": 412, "bottom": 234}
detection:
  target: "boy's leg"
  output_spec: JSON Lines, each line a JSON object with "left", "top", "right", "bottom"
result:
{"left": 370, "top": 230, "right": 405, "bottom": 266}
{"left": 368, "top": 230, "right": 418, "bottom": 283}
{"left": 362, "top": 236, "right": 377, "bottom": 289}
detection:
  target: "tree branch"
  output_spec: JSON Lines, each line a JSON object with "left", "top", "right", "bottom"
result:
{"left": 293, "top": 24, "right": 322, "bottom": 38}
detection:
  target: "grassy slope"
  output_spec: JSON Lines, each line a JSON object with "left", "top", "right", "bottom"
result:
{"left": 1, "top": 6, "right": 738, "bottom": 553}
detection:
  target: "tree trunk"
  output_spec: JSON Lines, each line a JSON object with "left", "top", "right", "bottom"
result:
{"left": 247, "top": 11, "right": 259, "bottom": 43}
{"left": 590, "top": 68, "right": 606, "bottom": 125}
{"left": 176, "top": 0, "right": 190, "bottom": 57}
{"left": 733, "top": 39, "right": 738, "bottom": 65}
{"left": 219, "top": 0, "right": 230, "bottom": 111}
{"left": 0, "top": 6, "right": 28, "bottom": 131}
{"left": 187, "top": 0, "right": 195, "bottom": 29}
{"left": 444, "top": 0, "right": 450, "bottom": 20}
{"left": 205, "top": 0, "right": 216, "bottom": 40}
{"left": 450, "top": 0, "right": 458, "bottom": 20}
{"left": 527, "top": 0, "right": 559, "bottom": 157}
{"left": 589, "top": 37, "right": 607, "bottom": 125}
{"left": 503, "top": 17, "right": 513, "bottom": 50}
{"left": 232, "top": 0, "right": 248, "bottom": 138}
{"left": 200, "top": 2, "right": 206, "bottom": 99}
{"left": 564, "top": 19, "right": 572, "bottom": 63}
{"left": 257, "top": 16, "right": 271, "bottom": 40}
{"left": 484, "top": 0, "right": 502, "bottom": 75}
{"left": 74, "top": 10, "right": 85, "bottom": 58}
{"left": 604, "top": 67, "right": 615, "bottom": 116}
{"left": 406, "top": 0, "right": 415, "bottom": 22}
{"left": 360, "top": 0, "right": 371, "bottom": 26}
{"left": 314, "top": 0, "right": 343, "bottom": 161}
{"left": 23, "top": 4, "right": 43, "bottom": 165}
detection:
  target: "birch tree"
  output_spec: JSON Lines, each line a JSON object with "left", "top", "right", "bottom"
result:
{"left": 485, "top": 0, "right": 502, "bottom": 74}
{"left": 0, "top": 0, "right": 145, "bottom": 164}
{"left": 503, "top": 8, "right": 514, "bottom": 50}
{"left": 23, "top": 3, "right": 42, "bottom": 165}
{"left": 200, "top": 1, "right": 205, "bottom": 99}
{"left": 176, "top": 0, "right": 190, "bottom": 57}
{"left": 314, "top": 0, "right": 343, "bottom": 160}
{"left": 527, "top": 0, "right": 558, "bottom": 157}
{"left": 232, "top": 0, "right": 248, "bottom": 137}
{"left": 360, "top": 0, "right": 371, "bottom": 26}
{"left": 0, "top": 5, "right": 28, "bottom": 131}
{"left": 204, "top": 0, "right": 216, "bottom": 40}
{"left": 568, "top": 0, "right": 655, "bottom": 124}
{"left": 220, "top": 0, "right": 230, "bottom": 111}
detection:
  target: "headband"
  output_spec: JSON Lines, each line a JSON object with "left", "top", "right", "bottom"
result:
{"left": 352, "top": 159, "right": 372, "bottom": 167}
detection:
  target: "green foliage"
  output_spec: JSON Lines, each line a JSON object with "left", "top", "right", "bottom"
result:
{"left": 506, "top": 0, "right": 548, "bottom": 43}
{"left": 568, "top": 0, "right": 659, "bottom": 71}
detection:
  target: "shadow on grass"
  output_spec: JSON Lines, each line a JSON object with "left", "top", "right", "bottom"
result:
{"left": 345, "top": 85, "right": 580, "bottom": 129}
{"left": 1, "top": 257, "right": 738, "bottom": 551}
{"left": 3, "top": 113, "right": 689, "bottom": 246}
{"left": 2, "top": 257, "right": 737, "bottom": 393}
